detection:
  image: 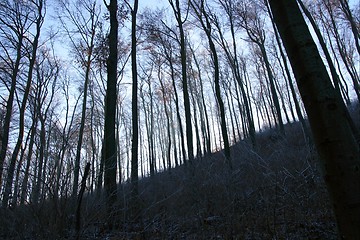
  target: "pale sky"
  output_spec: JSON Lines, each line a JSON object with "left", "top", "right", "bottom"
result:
{"left": 138, "top": 0, "right": 167, "bottom": 10}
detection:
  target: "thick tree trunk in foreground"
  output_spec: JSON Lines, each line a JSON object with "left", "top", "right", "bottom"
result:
{"left": 103, "top": 0, "right": 118, "bottom": 221}
{"left": 268, "top": 0, "right": 360, "bottom": 238}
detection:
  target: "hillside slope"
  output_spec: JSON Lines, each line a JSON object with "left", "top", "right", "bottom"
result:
{"left": 2, "top": 102, "right": 359, "bottom": 239}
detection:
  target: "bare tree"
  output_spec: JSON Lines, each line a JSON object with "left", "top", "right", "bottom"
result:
{"left": 139, "top": 8, "right": 188, "bottom": 165}
{"left": 264, "top": 1, "right": 310, "bottom": 142}
{"left": 189, "top": 0, "right": 232, "bottom": 168}
{"left": 168, "top": 0, "right": 194, "bottom": 162}
{"left": 56, "top": 0, "right": 101, "bottom": 198}
{"left": 124, "top": 0, "right": 140, "bottom": 218}
{"left": 139, "top": 67, "right": 155, "bottom": 176}
{"left": 0, "top": 0, "right": 30, "bottom": 192}
{"left": 236, "top": 0, "right": 285, "bottom": 135}
{"left": 188, "top": 43, "right": 212, "bottom": 154}
{"left": 213, "top": 0, "right": 257, "bottom": 148}
{"left": 31, "top": 49, "right": 60, "bottom": 204}
{"left": 338, "top": 0, "right": 360, "bottom": 56}
{"left": 318, "top": 0, "right": 360, "bottom": 105}
{"left": 2, "top": 0, "right": 45, "bottom": 207}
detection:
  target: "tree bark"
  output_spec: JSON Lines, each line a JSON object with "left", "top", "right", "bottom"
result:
{"left": 103, "top": 0, "right": 118, "bottom": 222}
{"left": 129, "top": 0, "right": 140, "bottom": 220}
{"left": 268, "top": 0, "right": 360, "bottom": 238}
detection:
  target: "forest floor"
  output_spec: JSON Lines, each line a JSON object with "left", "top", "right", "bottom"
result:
{"left": 1, "top": 102, "right": 359, "bottom": 240}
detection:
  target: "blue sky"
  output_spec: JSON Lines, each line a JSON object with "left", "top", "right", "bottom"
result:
{"left": 139, "top": 0, "right": 166, "bottom": 10}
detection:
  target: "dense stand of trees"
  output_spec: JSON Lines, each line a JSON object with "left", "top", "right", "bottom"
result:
{"left": 0, "top": 0, "right": 359, "bottom": 237}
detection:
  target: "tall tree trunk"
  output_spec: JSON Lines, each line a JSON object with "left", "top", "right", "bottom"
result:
{"left": 140, "top": 86, "right": 155, "bottom": 176}
{"left": 129, "top": 0, "right": 140, "bottom": 219}
{"left": 90, "top": 87, "right": 97, "bottom": 192}
{"left": 191, "top": 1, "right": 232, "bottom": 168}
{"left": 268, "top": 10, "right": 310, "bottom": 139}
{"left": 213, "top": 3, "right": 256, "bottom": 148}
{"left": 268, "top": 0, "right": 360, "bottom": 238}
{"left": 167, "top": 50, "right": 187, "bottom": 164}
{"left": 229, "top": 84, "right": 241, "bottom": 142}
{"left": 2, "top": 0, "right": 43, "bottom": 207}
{"left": 33, "top": 115, "right": 46, "bottom": 204}
{"left": 56, "top": 87, "right": 80, "bottom": 199}
{"left": 322, "top": 0, "right": 360, "bottom": 106}
{"left": 169, "top": 105, "right": 179, "bottom": 166}
{"left": 297, "top": 0, "right": 342, "bottom": 97}
{"left": 0, "top": 36, "right": 23, "bottom": 194}
{"left": 188, "top": 62, "right": 203, "bottom": 157}
{"left": 158, "top": 67, "right": 172, "bottom": 170}
{"left": 225, "top": 86, "right": 237, "bottom": 143}
{"left": 320, "top": 0, "right": 360, "bottom": 140}
{"left": 274, "top": 76, "right": 291, "bottom": 124}
{"left": 188, "top": 43, "right": 211, "bottom": 154}
{"left": 103, "top": 0, "right": 118, "bottom": 222}
{"left": 12, "top": 131, "right": 31, "bottom": 206}
{"left": 148, "top": 80, "right": 156, "bottom": 175}
{"left": 338, "top": 0, "right": 360, "bottom": 56}
{"left": 169, "top": 0, "right": 194, "bottom": 162}
{"left": 20, "top": 111, "right": 37, "bottom": 204}
{"left": 274, "top": 50, "right": 296, "bottom": 122}
{"left": 73, "top": 29, "right": 95, "bottom": 198}
{"left": 208, "top": 100, "right": 218, "bottom": 151}
{"left": 298, "top": 0, "right": 354, "bottom": 112}
{"left": 259, "top": 43, "right": 285, "bottom": 135}
{"left": 116, "top": 104, "right": 122, "bottom": 183}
